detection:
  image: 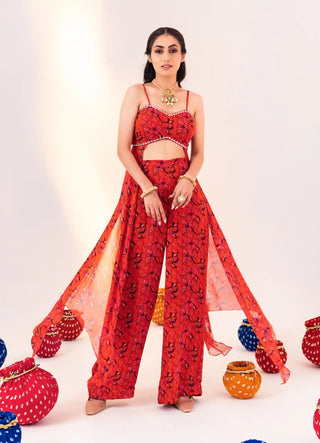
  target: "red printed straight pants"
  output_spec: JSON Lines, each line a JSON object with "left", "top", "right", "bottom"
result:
{"left": 87, "top": 156, "right": 209, "bottom": 404}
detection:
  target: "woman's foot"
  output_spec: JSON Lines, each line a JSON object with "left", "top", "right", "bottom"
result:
{"left": 85, "top": 397, "right": 106, "bottom": 415}
{"left": 174, "top": 396, "right": 194, "bottom": 413}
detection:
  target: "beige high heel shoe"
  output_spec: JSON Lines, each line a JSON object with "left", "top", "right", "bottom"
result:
{"left": 174, "top": 396, "right": 194, "bottom": 413}
{"left": 85, "top": 397, "right": 107, "bottom": 415}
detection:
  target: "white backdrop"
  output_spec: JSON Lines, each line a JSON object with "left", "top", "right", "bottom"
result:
{"left": 1, "top": 1, "right": 320, "bottom": 443}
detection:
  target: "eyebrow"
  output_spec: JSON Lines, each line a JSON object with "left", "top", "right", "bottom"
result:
{"left": 154, "top": 44, "right": 178, "bottom": 48}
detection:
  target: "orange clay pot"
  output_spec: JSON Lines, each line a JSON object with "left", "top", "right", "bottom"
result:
{"left": 151, "top": 288, "right": 164, "bottom": 325}
{"left": 223, "top": 361, "right": 261, "bottom": 399}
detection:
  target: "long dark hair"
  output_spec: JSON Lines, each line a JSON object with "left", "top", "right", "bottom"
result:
{"left": 143, "top": 27, "right": 187, "bottom": 87}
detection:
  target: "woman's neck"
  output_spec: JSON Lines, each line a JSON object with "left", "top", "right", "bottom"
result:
{"left": 153, "top": 75, "right": 177, "bottom": 87}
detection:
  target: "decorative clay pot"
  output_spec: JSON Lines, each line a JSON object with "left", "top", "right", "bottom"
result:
{"left": 302, "top": 316, "right": 320, "bottom": 366}
{"left": 255, "top": 339, "right": 287, "bottom": 373}
{"left": 0, "top": 411, "right": 21, "bottom": 442}
{"left": 151, "top": 288, "right": 164, "bottom": 325}
{"left": 35, "top": 325, "right": 62, "bottom": 358}
{"left": 0, "top": 338, "right": 7, "bottom": 368}
{"left": 223, "top": 360, "right": 261, "bottom": 399}
{"left": 313, "top": 398, "right": 320, "bottom": 440}
{"left": 0, "top": 357, "right": 59, "bottom": 424}
{"left": 241, "top": 440, "right": 267, "bottom": 443}
{"left": 57, "top": 309, "right": 84, "bottom": 341}
{"left": 237, "top": 318, "right": 259, "bottom": 351}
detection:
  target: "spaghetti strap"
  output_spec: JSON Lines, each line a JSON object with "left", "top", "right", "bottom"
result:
{"left": 186, "top": 90, "right": 189, "bottom": 110}
{"left": 142, "top": 83, "right": 151, "bottom": 105}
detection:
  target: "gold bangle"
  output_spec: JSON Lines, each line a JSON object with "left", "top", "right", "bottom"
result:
{"left": 178, "top": 174, "right": 196, "bottom": 188}
{"left": 140, "top": 185, "right": 158, "bottom": 199}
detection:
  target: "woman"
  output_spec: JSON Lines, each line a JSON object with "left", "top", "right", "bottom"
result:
{"left": 31, "top": 27, "right": 290, "bottom": 415}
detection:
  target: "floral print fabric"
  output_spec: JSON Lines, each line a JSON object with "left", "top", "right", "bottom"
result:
{"left": 132, "top": 105, "right": 195, "bottom": 150}
{"left": 132, "top": 83, "right": 195, "bottom": 149}
{"left": 31, "top": 85, "right": 290, "bottom": 392}
{"left": 87, "top": 155, "right": 207, "bottom": 403}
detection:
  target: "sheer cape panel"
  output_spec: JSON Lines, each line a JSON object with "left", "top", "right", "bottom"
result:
{"left": 31, "top": 170, "right": 290, "bottom": 385}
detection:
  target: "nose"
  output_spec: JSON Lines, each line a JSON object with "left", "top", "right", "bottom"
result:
{"left": 163, "top": 50, "right": 171, "bottom": 62}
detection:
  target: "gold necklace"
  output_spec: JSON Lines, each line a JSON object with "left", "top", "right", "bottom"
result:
{"left": 152, "top": 78, "right": 178, "bottom": 107}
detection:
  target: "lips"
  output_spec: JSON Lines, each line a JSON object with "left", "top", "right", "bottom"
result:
{"left": 162, "top": 65, "right": 172, "bottom": 69}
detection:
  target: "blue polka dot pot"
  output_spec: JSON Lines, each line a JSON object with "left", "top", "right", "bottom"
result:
{"left": 0, "top": 411, "right": 21, "bottom": 442}
{"left": 238, "top": 318, "right": 259, "bottom": 351}
{"left": 0, "top": 339, "right": 7, "bottom": 368}
{"left": 241, "top": 440, "right": 267, "bottom": 443}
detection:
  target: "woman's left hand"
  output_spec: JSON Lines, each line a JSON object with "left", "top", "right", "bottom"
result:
{"left": 169, "top": 178, "right": 195, "bottom": 209}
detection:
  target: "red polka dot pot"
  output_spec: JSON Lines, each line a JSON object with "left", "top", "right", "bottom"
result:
{"left": 35, "top": 325, "right": 62, "bottom": 358}
{"left": 0, "top": 357, "right": 59, "bottom": 425}
{"left": 255, "top": 340, "right": 287, "bottom": 373}
{"left": 57, "top": 309, "right": 84, "bottom": 341}
{"left": 302, "top": 316, "right": 320, "bottom": 366}
{"left": 314, "top": 398, "right": 320, "bottom": 440}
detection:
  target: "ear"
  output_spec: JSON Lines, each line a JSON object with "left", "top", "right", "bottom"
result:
{"left": 147, "top": 56, "right": 152, "bottom": 64}
{"left": 181, "top": 54, "right": 186, "bottom": 63}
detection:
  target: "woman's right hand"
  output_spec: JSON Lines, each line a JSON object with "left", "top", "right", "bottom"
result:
{"left": 143, "top": 190, "right": 167, "bottom": 225}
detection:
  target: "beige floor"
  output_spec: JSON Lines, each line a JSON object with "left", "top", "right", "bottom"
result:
{"left": 1, "top": 310, "right": 318, "bottom": 443}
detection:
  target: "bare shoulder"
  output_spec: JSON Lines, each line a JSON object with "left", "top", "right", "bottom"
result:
{"left": 188, "top": 90, "right": 204, "bottom": 105}
{"left": 120, "top": 83, "right": 144, "bottom": 112}
{"left": 187, "top": 90, "right": 204, "bottom": 117}
{"left": 129, "top": 83, "right": 143, "bottom": 91}
{"left": 123, "top": 83, "right": 143, "bottom": 97}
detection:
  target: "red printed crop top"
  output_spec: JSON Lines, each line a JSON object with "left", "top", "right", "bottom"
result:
{"left": 131, "top": 83, "right": 196, "bottom": 150}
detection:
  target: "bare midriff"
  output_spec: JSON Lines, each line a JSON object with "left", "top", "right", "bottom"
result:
{"left": 142, "top": 139, "right": 185, "bottom": 161}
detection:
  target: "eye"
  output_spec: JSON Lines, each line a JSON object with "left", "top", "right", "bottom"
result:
{"left": 154, "top": 48, "right": 178, "bottom": 54}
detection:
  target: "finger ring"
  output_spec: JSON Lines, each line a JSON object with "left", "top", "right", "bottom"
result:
{"left": 177, "top": 195, "right": 186, "bottom": 203}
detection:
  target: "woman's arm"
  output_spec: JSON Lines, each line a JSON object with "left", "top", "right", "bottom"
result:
{"left": 116, "top": 84, "right": 166, "bottom": 224}
{"left": 187, "top": 92, "right": 205, "bottom": 179}
{"left": 116, "top": 84, "right": 154, "bottom": 193}
{"left": 169, "top": 92, "right": 205, "bottom": 209}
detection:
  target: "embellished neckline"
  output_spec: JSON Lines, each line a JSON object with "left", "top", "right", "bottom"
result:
{"left": 137, "top": 104, "right": 194, "bottom": 121}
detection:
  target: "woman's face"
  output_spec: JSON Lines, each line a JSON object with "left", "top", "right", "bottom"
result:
{"left": 148, "top": 34, "right": 185, "bottom": 78}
